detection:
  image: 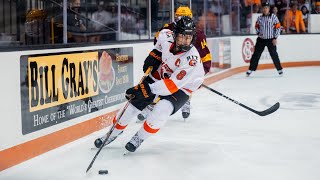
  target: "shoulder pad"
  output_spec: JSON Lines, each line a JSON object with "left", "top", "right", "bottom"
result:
{"left": 162, "top": 22, "right": 175, "bottom": 30}
{"left": 158, "top": 29, "right": 174, "bottom": 42}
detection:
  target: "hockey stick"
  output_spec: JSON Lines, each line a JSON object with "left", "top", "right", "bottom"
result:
{"left": 201, "top": 84, "right": 280, "bottom": 116}
{"left": 86, "top": 67, "right": 153, "bottom": 173}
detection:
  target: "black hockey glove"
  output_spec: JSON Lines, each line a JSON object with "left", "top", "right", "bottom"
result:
{"left": 125, "top": 81, "right": 154, "bottom": 101}
{"left": 125, "top": 81, "right": 156, "bottom": 111}
{"left": 143, "top": 49, "right": 162, "bottom": 73}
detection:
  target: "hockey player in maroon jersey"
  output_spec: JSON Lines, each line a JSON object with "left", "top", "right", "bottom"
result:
{"left": 137, "top": 6, "right": 212, "bottom": 121}
{"left": 94, "top": 16, "right": 205, "bottom": 152}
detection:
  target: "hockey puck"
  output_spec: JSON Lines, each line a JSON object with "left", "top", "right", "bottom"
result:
{"left": 98, "top": 170, "right": 108, "bottom": 175}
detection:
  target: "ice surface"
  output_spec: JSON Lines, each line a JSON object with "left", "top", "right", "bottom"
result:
{"left": 1, "top": 67, "right": 320, "bottom": 180}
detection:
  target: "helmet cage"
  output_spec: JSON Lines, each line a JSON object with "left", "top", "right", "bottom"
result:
{"left": 173, "top": 16, "right": 196, "bottom": 52}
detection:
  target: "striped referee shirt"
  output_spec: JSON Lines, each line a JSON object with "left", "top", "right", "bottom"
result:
{"left": 255, "top": 13, "right": 282, "bottom": 39}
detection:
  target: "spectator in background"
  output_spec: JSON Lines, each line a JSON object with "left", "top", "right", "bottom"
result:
{"left": 301, "top": 5, "right": 309, "bottom": 32}
{"left": 90, "top": 1, "right": 113, "bottom": 42}
{"left": 244, "top": 0, "right": 261, "bottom": 7}
{"left": 312, "top": 2, "right": 320, "bottom": 14}
{"left": 210, "top": 0, "right": 225, "bottom": 16}
{"left": 299, "top": 0, "right": 311, "bottom": 11}
{"left": 135, "top": 17, "right": 146, "bottom": 36}
{"left": 54, "top": 0, "right": 87, "bottom": 43}
{"left": 272, "top": 5, "right": 284, "bottom": 33}
{"left": 230, "top": 0, "right": 241, "bottom": 33}
{"left": 24, "top": 9, "right": 50, "bottom": 45}
{"left": 246, "top": 4, "right": 260, "bottom": 32}
{"left": 274, "top": 0, "right": 288, "bottom": 23}
{"left": 283, "top": 2, "right": 306, "bottom": 33}
{"left": 54, "top": 0, "right": 88, "bottom": 43}
{"left": 240, "top": 0, "right": 261, "bottom": 27}
{"left": 121, "top": 8, "right": 137, "bottom": 33}
{"left": 197, "top": 11, "right": 217, "bottom": 35}
{"left": 274, "top": 0, "right": 284, "bottom": 11}
{"left": 272, "top": 5, "right": 280, "bottom": 18}
{"left": 267, "top": 0, "right": 275, "bottom": 6}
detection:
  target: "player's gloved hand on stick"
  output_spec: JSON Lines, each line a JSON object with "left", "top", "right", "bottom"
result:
{"left": 143, "top": 50, "right": 162, "bottom": 73}
{"left": 126, "top": 81, "right": 154, "bottom": 101}
{"left": 143, "top": 58, "right": 161, "bottom": 73}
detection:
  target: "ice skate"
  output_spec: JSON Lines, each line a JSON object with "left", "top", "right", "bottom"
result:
{"left": 246, "top": 70, "right": 252, "bottom": 77}
{"left": 94, "top": 131, "right": 123, "bottom": 148}
{"left": 181, "top": 99, "right": 191, "bottom": 121}
{"left": 124, "top": 133, "right": 144, "bottom": 154}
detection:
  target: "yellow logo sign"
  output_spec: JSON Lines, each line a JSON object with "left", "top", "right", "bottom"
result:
{"left": 28, "top": 52, "right": 99, "bottom": 112}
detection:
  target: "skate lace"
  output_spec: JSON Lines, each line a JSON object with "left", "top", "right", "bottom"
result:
{"left": 181, "top": 100, "right": 191, "bottom": 113}
{"left": 130, "top": 133, "right": 144, "bottom": 148}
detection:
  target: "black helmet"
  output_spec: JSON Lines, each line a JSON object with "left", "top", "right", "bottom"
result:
{"left": 174, "top": 16, "right": 196, "bottom": 52}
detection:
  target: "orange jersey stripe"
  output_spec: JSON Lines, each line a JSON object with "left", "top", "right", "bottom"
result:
{"left": 274, "top": 22, "right": 281, "bottom": 29}
{"left": 163, "top": 79, "right": 179, "bottom": 94}
{"left": 183, "top": 88, "right": 193, "bottom": 94}
{"left": 143, "top": 121, "right": 160, "bottom": 134}
{"left": 255, "top": 22, "right": 260, "bottom": 29}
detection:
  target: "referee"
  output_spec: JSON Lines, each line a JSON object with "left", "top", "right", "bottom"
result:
{"left": 246, "top": 2, "right": 283, "bottom": 76}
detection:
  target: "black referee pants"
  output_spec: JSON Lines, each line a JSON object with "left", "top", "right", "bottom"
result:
{"left": 249, "top": 37, "right": 283, "bottom": 71}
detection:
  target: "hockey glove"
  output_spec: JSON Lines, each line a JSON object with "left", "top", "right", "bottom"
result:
{"left": 143, "top": 49, "right": 162, "bottom": 73}
{"left": 125, "top": 82, "right": 155, "bottom": 111}
{"left": 125, "top": 82, "right": 154, "bottom": 101}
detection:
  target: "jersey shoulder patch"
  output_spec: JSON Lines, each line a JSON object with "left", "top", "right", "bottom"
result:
{"left": 158, "top": 29, "right": 174, "bottom": 43}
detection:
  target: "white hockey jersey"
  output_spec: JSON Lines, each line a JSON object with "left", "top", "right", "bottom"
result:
{"left": 149, "top": 29, "right": 205, "bottom": 96}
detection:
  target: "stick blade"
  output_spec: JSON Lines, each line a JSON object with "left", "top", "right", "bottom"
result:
{"left": 257, "top": 102, "right": 280, "bottom": 116}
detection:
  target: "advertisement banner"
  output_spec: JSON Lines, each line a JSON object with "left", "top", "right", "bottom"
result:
{"left": 20, "top": 47, "right": 133, "bottom": 135}
{"left": 207, "top": 38, "right": 231, "bottom": 73}
{"left": 242, "top": 37, "right": 271, "bottom": 63}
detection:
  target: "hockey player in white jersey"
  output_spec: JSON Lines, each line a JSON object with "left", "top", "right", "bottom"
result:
{"left": 94, "top": 16, "right": 205, "bottom": 152}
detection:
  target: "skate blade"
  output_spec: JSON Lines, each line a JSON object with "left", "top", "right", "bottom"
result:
{"left": 90, "top": 146, "right": 107, "bottom": 150}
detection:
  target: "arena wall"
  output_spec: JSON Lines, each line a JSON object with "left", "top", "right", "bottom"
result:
{"left": 0, "top": 34, "right": 319, "bottom": 171}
